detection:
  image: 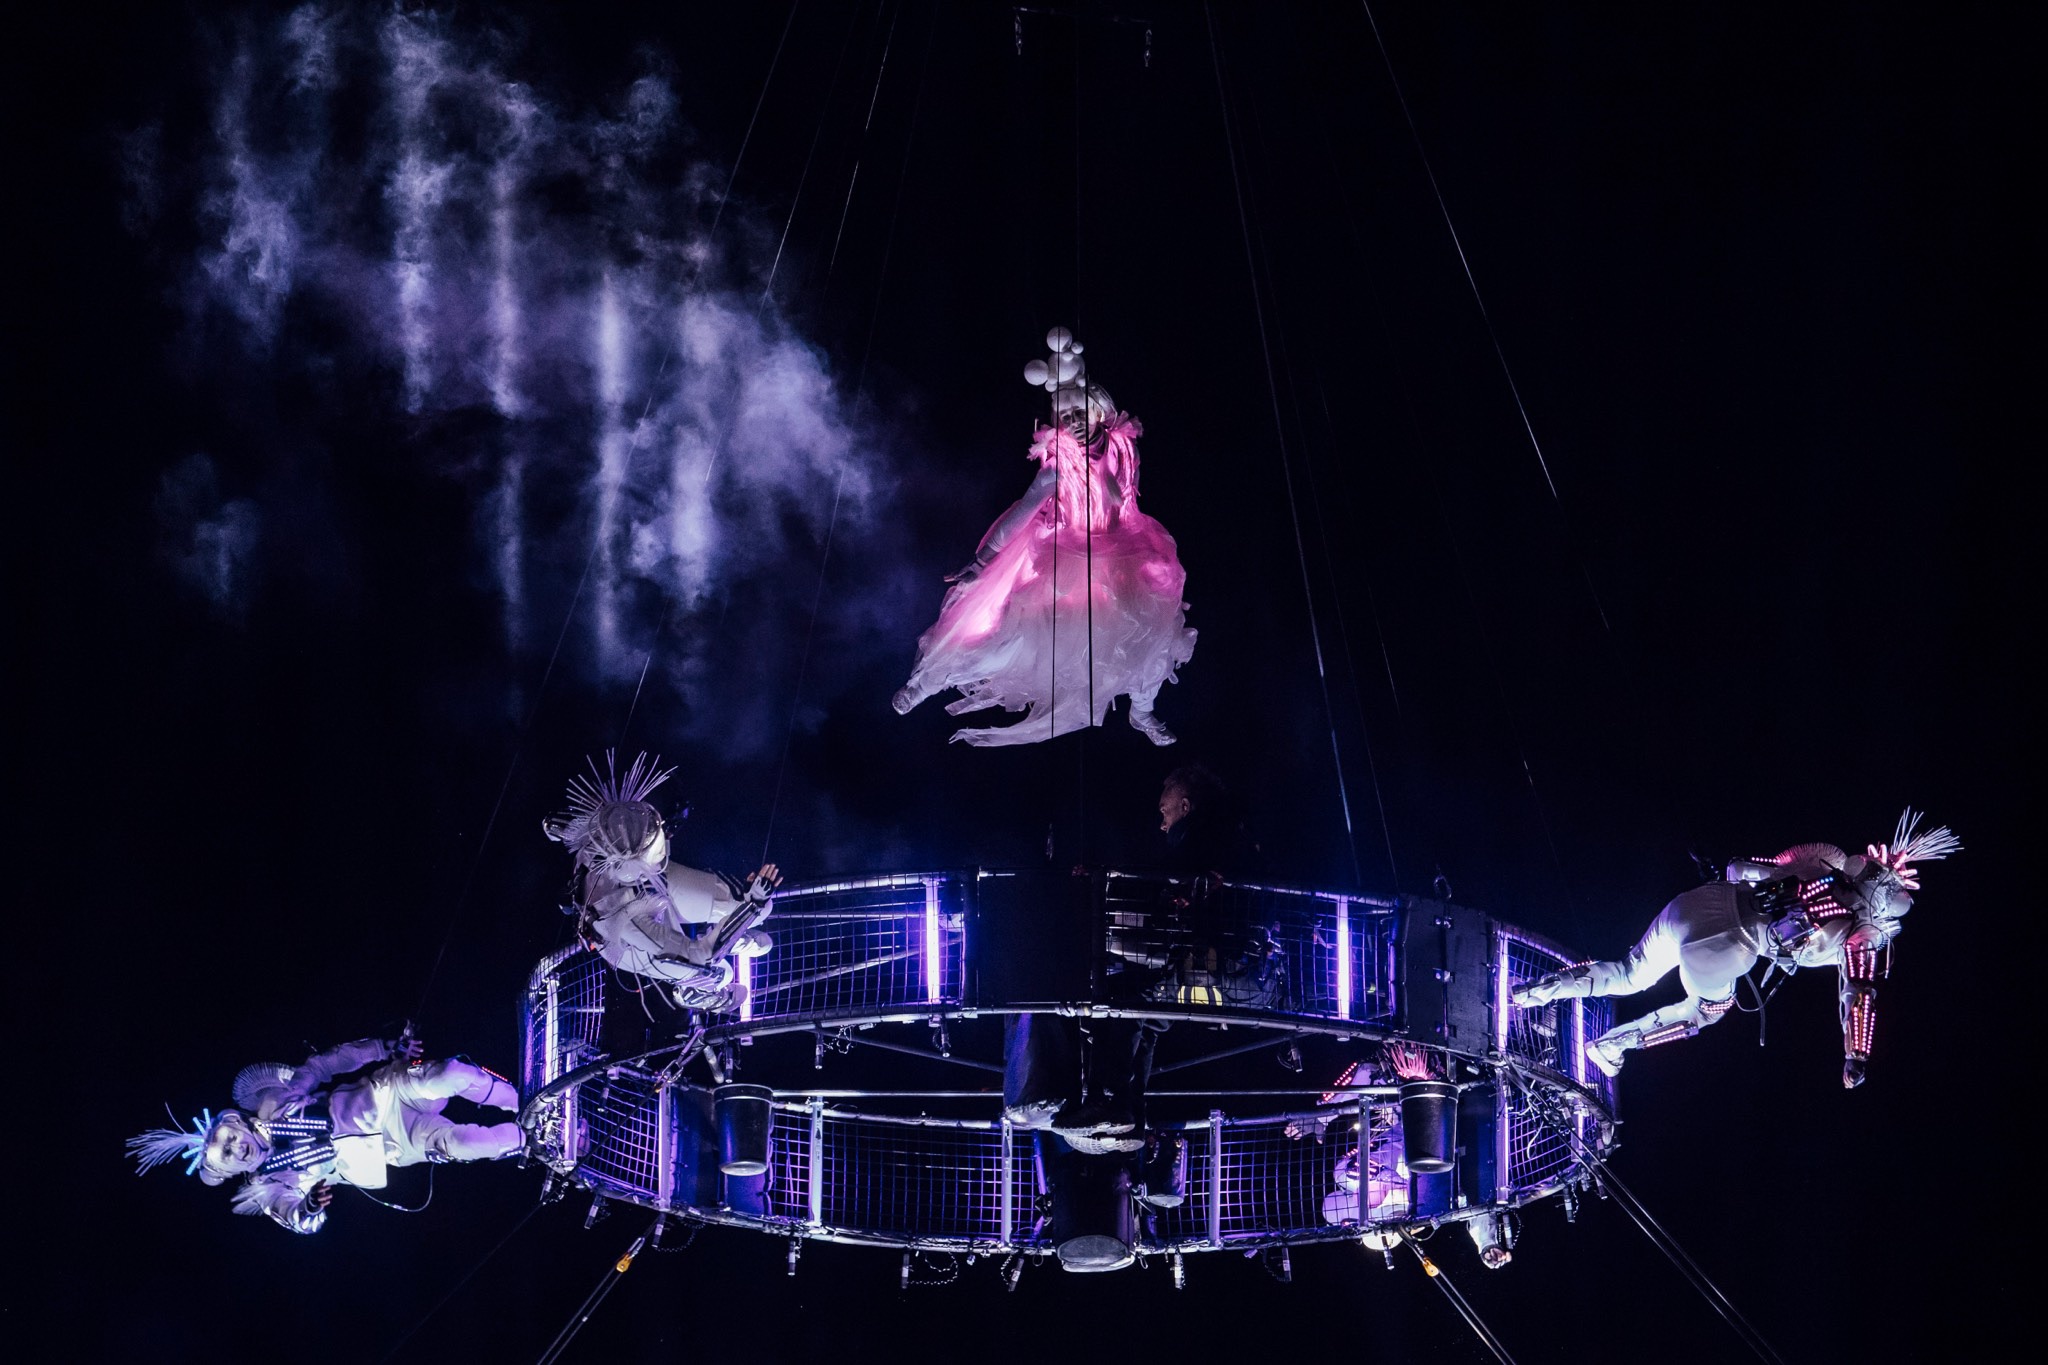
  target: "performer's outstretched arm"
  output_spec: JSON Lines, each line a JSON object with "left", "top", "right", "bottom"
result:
{"left": 229, "top": 1171, "right": 330, "bottom": 1234}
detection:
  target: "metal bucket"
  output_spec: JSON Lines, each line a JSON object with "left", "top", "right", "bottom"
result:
{"left": 1399, "top": 1079, "right": 1458, "bottom": 1174}
{"left": 714, "top": 1083, "right": 774, "bottom": 1177}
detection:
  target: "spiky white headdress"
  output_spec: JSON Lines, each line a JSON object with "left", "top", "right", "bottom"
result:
{"left": 1866, "top": 808, "right": 1962, "bottom": 892}
{"left": 126, "top": 1107, "right": 217, "bottom": 1177}
{"left": 544, "top": 751, "right": 675, "bottom": 871}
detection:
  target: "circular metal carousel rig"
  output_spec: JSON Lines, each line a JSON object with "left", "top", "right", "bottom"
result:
{"left": 517, "top": 868, "right": 1616, "bottom": 1277}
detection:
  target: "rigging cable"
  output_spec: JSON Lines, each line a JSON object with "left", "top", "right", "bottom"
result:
{"left": 1204, "top": 2, "right": 1365, "bottom": 889}
{"left": 377, "top": 1201, "right": 542, "bottom": 1363}
{"left": 1245, "top": 155, "right": 1404, "bottom": 891}
{"left": 1515, "top": 1066, "right": 1789, "bottom": 1365}
{"left": 1401, "top": 1231, "right": 1520, "bottom": 1364}
{"left": 533, "top": 1219, "right": 658, "bottom": 1365}
{"left": 1357, "top": 0, "right": 1560, "bottom": 507}
{"left": 412, "top": 1, "right": 803, "bottom": 1023}
{"left": 825, "top": 2, "right": 901, "bottom": 290}
{"left": 760, "top": 0, "right": 939, "bottom": 866}
{"left": 762, "top": 0, "right": 867, "bottom": 307}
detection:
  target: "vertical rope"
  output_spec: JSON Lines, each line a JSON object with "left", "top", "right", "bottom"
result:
{"left": 412, "top": 4, "right": 803, "bottom": 1022}
{"left": 761, "top": 0, "right": 938, "bottom": 865}
{"left": 1205, "top": 3, "right": 1365, "bottom": 889}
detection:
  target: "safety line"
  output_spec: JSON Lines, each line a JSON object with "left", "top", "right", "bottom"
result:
{"left": 378, "top": 1201, "right": 542, "bottom": 1362}
{"left": 826, "top": 1, "right": 900, "bottom": 289}
{"left": 1402, "top": 1231, "right": 1519, "bottom": 1363}
{"left": 1205, "top": 2, "right": 1365, "bottom": 890}
{"left": 1518, "top": 1066, "right": 1788, "bottom": 1365}
{"left": 761, "top": 0, "right": 938, "bottom": 866}
{"left": 413, "top": 10, "right": 805, "bottom": 1023}
{"left": 533, "top": 1219, "right": 657, "bottom": 1365}
{"left": 762, "top": 0, "right": 867, "bottom": 306}
{"left": 1357, "top": 0, "right": 1557, "bottom": 505}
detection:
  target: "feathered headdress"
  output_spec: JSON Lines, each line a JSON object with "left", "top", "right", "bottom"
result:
{"left": 126, "top": 1107, "right": 216, "bottom": 1177}
{"left": 1866, "top": 808, "right": 1962, "bottom": 891}
{"left": 544, "top": 751, "right": 675, "bottom": 870}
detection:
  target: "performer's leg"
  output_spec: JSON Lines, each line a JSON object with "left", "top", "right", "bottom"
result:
{"left": 1513, "top": 904, "right": 1683, "bottom": 1006}
{"left": 1125, "top": 681, "right": 1176, "bottom": 746}
{"left": 1004, "top": 1015, "right": 1074, "bottom": 1128}
{"left": 391, "top": 1059, "right": 519, "bottom": 1111}
{"left": 1585, "top": 984, "right": 1736, "bottom": 1078}
{"left": 413, "top": 1114, "right": 525, "bottom": 1163}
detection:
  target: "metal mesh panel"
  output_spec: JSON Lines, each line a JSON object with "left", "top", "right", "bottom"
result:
{"left": 1505, "top": 1091, "right": 1575, "bottom": 1194}
{"left": 1214, "top": 1118, "right": 1341, "bottom": 1240}
{"left": 580, "top": 1070, "right": 663, "bottom": 1201}
{"left": 742, "top": 875, "right": 965, "bottom": 1019}
{"left": 818, "top": 1117, "right": 1006, "bottom": 1242}
{"left": 764, "top": 1106, "right": 813, "bottom": 1223}
{"left": 522, "top": 947, "right": 607, "bottom": 1094}
{"left": 1501, "top": 933, "right": 1572, "bottom": 1075}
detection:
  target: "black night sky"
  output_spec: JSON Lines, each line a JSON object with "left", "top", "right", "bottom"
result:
{"left": 14, "top": 2, "right": 2030, "bottom": 1360}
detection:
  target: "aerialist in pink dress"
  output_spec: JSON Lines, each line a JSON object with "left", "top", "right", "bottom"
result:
{"left": 893, "top": 327, "right": 1196, "bottom": 746}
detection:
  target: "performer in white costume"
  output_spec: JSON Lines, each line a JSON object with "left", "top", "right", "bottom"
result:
{"left": 1513, "top": 809, "right": 1959, "bottom": 1085}
{"left": 893, "top": 327, "right": 1197, "bottom": 746}
{"left": 126, "top": 1032, "right": 522, "bottom": 1235}
{"left": 546, "top": 752, "right": 780, "bottom": 1012}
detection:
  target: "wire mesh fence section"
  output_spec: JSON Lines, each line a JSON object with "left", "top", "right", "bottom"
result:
{"left": 522, "top": 947, "right": 607, "bottom": 1095}
{"left": 764, "top": 1106, "right": 813, "bottom": 1224}
{"left": 1504, "top": 1089, "right": 1575, "bottom": 1195}
{"left": 817, "top": 1116, "right": 1007, "bottom": 1242}
{"left": 579, "top": 1069, "right": 664, "bottom": 1202}
{"left": 1213, "top": 1118, "right": 1348, "bottom": 1241}
{"left": 743, "top": 874, "right": 966, "bottom": 1018}
{"left": 1501, "top": 933, "right": 1572, "bottom": 1075}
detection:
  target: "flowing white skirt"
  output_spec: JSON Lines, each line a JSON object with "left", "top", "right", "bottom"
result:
{"left": 902, "top": 510, "right": 1196, "bottom": 746}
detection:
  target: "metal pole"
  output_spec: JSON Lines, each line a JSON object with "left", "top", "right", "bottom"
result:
{"left": 1207, "top": 1109, "right": 1224, "bottom": 1248}
{"left": 999, "top": 1117, "right": 1015, "bottom": 1247}
{"left": 807, "top": 1096, "right": 825, "bottom": 1228}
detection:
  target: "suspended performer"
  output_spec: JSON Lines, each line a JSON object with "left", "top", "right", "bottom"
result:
{"left": 892, "top": 327, "right": 1197, "bottom": 746}
{"left": 126, "top": 1030, "right": 522, "bottom": 1234}
{"left": 546, "top": 752, "right": 780, "bottom": 1012}
{"left": 1513, "top": 809, "right": 1960, "bottom": 1086}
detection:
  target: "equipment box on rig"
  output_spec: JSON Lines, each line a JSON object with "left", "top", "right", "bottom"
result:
{"left": 1395, "top": 897, "right": 1494, "bottom": 1048}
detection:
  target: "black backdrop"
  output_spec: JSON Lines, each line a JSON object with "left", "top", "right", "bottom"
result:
{"left": 12, "top": 3, "right": 2030, "bottom": 1361}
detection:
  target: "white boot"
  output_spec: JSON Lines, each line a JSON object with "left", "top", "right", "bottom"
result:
{"left": 1128, "top": 704, "right": 1176, "bottom": 746}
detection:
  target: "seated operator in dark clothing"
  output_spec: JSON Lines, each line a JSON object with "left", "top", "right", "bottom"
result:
{"left": 1006, "top": 764, "right": 1256, "bottom": 1153}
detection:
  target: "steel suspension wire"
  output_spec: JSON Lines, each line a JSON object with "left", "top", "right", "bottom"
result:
{"left": 412, "top": 9, "right": 807, "bottom": 1024}
{"left": 532, "top": 1220, "right": 657, "bottom": 1365}
{"left": 1204, "top": 2, "right": 1365, "bottom": 890}
{"left": 1401, "top": 1232, "right": 1520, "bottom": 1364}
{"left": 760, "top": 0, "right": 939, "bottom": 866}
{"left": 826, "top": 2, "right": 901, "bottom": 291}
{"left": 1513, "top": 1066, "right": 1788, "bottom": 1365}
{"left": 377, "top": 1201, "right": 542, "bottom": 1363}
{"left": 762, "top": 0, "right": 867, "bottom": 308}
{"left": 1357, "top": 0, "right": 1559, "bottom": 507}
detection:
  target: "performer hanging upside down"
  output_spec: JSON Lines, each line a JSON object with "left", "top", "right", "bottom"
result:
{"left": 893, "top": 327, "right": 1197, "bottom": 746}
{"left": 546, "top": 752, "right": 781, "bottom": 1013}
{"left": 1513, "top": 809, "right": 1959, "bottom": 1086}
{"left": 126, "top": 1031, "right": 522, "bottom": 1234}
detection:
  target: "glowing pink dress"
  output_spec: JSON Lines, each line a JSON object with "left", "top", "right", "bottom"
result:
{"left": 897, "top": 414, "right": 1196, "bottom": 746}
